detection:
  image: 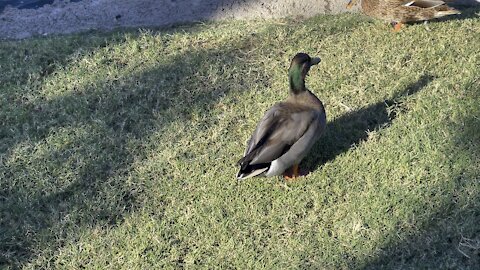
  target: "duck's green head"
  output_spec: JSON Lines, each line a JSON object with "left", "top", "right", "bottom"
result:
{"left": 288, "top": 53, "right": 321, "bottom": 94}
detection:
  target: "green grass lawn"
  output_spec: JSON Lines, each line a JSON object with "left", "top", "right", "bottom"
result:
{"left": 1, "top": 8, "right": 479, "bottom": 269}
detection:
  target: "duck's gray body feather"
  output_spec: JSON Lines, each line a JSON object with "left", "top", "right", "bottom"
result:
{"left": 237, "top": 91, "right": 326, "bottom": 179}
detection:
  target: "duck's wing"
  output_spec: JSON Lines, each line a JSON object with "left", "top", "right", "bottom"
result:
{"left": 265, "top": 111, "right": 326, "bottom": 177}
{"left": 402, "top": 0, "right": 446, "bottom": 8}
{"left": 237, "top": 104, "right": 321, "bottom": 179}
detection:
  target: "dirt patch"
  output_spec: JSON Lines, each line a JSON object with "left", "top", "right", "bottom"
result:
{"left": 0, "top": 0, "right": 351, "bottom": 39}
{"left": 0, "top": 0, "right": 477, "bottom": 39}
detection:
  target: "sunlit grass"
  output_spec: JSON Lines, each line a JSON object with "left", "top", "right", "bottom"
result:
{"left": 1, "top": 10, "right": 479, "bottom": 269}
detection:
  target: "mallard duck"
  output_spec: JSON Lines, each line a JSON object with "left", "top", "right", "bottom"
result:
{"left": 346, "top": 0, "right": 461, "bottom": 31}
{"left": 237, "top": 53, "right": 327, "bottom": 180}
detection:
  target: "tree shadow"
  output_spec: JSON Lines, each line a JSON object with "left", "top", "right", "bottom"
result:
{"left": 0, "top": 17, "right": 364, "bottom": 267}
{"left": 304, "top": 74, "right": 434, "bottom": 172}
{"left": 0, "top": 15, "right": 376, "bottom": 267}
{"left": 0, "top": 31, "right": 136, "bottom": 266}
{"left": 0, "top": 28, "right": 262, "bottom": 267}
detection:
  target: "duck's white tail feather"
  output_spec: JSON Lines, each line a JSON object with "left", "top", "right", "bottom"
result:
{"left": 404, "top": 0, "right": 445, "bottom": 8}
{"left": 237, "top": 167, "right": 269, "bottom": 180}
{"left": 435, "top": 9, "right": 461, "bottom": 18}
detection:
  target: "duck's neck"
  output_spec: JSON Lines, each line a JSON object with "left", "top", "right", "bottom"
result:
{"left": 289, "top": 66, "right": 305, "bottom": 94}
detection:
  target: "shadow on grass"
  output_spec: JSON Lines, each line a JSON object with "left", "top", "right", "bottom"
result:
{"left": 304, "top": 75, "right": 479, "bottom": 268}
{"left": 0, "top": 29, "right": 261, "bottom": 267}
{"left": 452, "top": 1, "right": 480, "bottom": 10}
{"left": 0, "top": 19, "right": 364, "bottom": 268}
{"left": 361, "top": 114, "right": 480, "bottom": 269}
{"left": 304, "top": 74, "right": 434, "bottom": 172}
{"left": 454, "top": 5, "right": 480, "bottom": 20}
{"left": 0, "top": 14, "right": 370, "bottom": 267}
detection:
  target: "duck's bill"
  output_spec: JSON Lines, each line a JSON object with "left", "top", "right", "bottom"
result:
{"left": 346, "top": 0, "right": 355, "bottom": 9}
{"left": 310, "top": 57, "right": 321, "bottom": 65}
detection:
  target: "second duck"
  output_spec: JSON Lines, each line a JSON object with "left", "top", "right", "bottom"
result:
{"left": 346, "top": 0, "right": 461, "bottom": 31}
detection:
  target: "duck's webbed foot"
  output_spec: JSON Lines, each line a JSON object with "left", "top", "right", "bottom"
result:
{"left": 391, "top": 21, "right": 404, "bottom": 32}
{"left": 283, "top": 164, "right": 300, "bottom": 180}
{"left": 423, "top": 21, "right": 431, "bottom": 31}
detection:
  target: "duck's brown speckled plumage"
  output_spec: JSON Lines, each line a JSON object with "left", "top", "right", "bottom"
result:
{"left": 349, "top": 0, "right": 460, "bottom": 23}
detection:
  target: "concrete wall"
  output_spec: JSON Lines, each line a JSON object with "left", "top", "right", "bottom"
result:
{"left": 0, "top": 0, "right": 478, "bottom": 39}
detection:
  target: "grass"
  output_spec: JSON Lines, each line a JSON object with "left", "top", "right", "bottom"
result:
{"left": 1, "top": 9, "right": 479, "bottom": 269}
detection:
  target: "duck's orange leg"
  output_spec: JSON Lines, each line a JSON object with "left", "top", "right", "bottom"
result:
{"left": 283, "top": 164, "right": 300, "bottom": 180}
{"left": 346, "top": 0, "right": 358, "bottom": 9}
{"left": 392, "top": 22, "right": 404, "bottom": 32}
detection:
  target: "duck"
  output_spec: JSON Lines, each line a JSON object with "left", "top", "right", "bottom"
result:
{"left": 346, "top": 0, "right": 461, "bottom": 31}
{"left": 237, "top": 53, "right": 327, "bottom": 180}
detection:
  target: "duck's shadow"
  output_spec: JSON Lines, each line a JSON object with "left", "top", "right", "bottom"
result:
{"left": 304, "top": 74, "right": 434, "bottom": 173}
